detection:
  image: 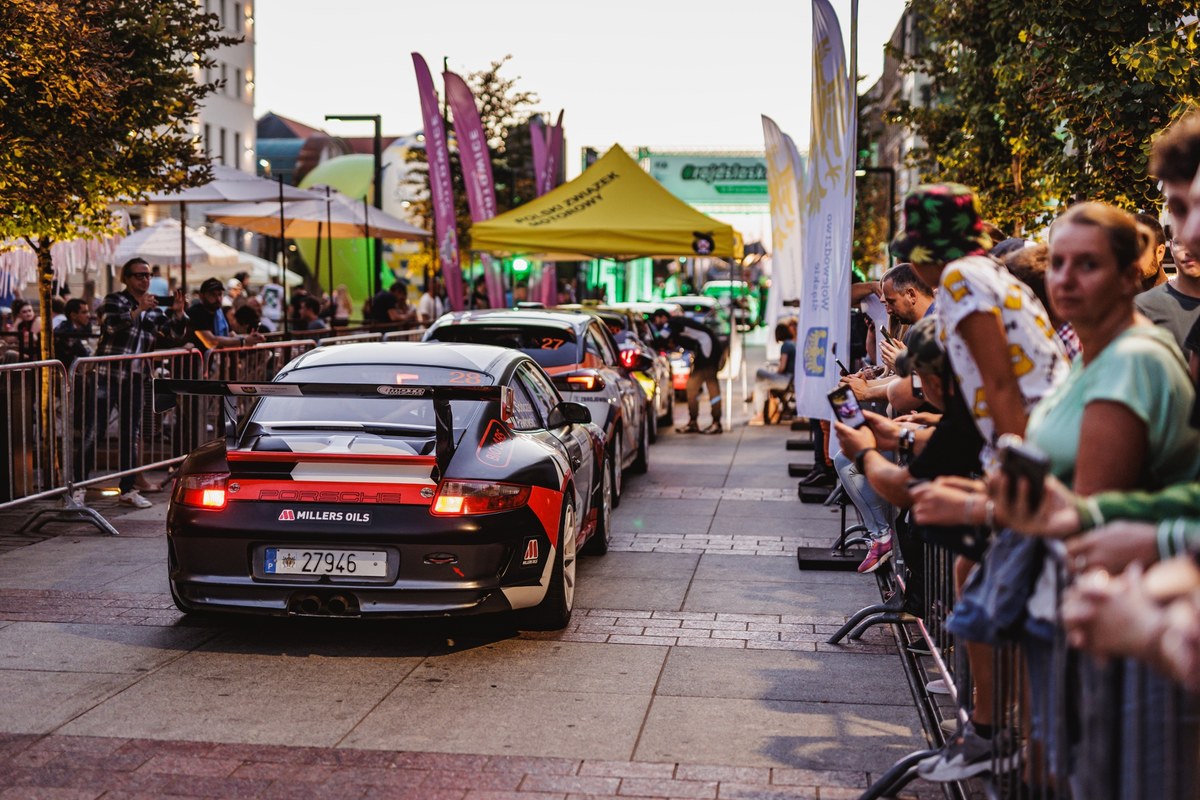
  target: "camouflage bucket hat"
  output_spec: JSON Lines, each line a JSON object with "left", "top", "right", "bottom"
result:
{"left": 890, "top": 183, "right": 993, "bottom": 264}
{"left": 894, "top": 316, "right": 946, "bottom": 378}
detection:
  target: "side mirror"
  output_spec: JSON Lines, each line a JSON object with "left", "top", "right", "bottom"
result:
{"left": 547, "top": 401, "right": 591, "bottom": 428}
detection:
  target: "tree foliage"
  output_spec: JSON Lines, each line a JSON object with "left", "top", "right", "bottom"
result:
{"left": 405, "top": 56, "right": 541, "bottom": 274}
{"left": 891, "top": 1, "right": 1200, "bottom": 232}
{"left": 0, "top": 0, "right": 237, "bottom": 360}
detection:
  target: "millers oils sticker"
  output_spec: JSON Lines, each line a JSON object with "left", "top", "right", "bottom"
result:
{"left": 278, "top": 509, "right": 371, "bottom": 523}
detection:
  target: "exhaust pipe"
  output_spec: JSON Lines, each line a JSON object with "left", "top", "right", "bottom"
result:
{"left": 327, "top": 595, "right": 349, "bottom": 615}
{"left": 296, "top": 594, "right": 321, "bottom": 615}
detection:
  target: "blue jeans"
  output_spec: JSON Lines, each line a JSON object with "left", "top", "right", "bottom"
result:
{"left": 832, "top": 448, "right": 894, "bottom": 536}
{"left": 84, "top": 370, "right": 145, "bottom": 493}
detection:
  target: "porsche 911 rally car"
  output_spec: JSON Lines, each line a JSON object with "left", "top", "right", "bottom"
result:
{"left": 156, "top": 342, "right": 610, "bottom": 630}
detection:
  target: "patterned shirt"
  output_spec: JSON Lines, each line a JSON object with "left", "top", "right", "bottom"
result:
{"left": 935, "top": 255, "right": 1069, "bottom": 468}
{"left": 1055, "top": 322, "right": 1082, "bottom": 361}
{"left": 96, "top": 290, "right": 187, "bottom": 372}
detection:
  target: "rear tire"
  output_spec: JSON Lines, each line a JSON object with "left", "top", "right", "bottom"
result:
{"left": 521, "top": 500, "right": 577, "bottom": 630}
{"left": 610, "top": 434, "right": 623, "bottom": 508}
{"left": 647, "top": 401, "right": 658, "bottom": 444}
{"left": 583, "top": 458, "right": 613, "bottom": 556}
{"left": 630, "top": 416, "right": 649, "bottom": 474}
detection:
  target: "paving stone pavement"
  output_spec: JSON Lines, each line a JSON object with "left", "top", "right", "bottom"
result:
{"left": 0, "top": 354, "right": 945, "bottom": 800}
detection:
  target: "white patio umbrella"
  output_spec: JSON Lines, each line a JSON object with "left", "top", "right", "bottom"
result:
{"left": 185, "top": 251, "right": 304, "bottom": 288}
{"left": 208, "top": 188, "right": 429, "bottom": 240}
{"left": 111, "top": 218, "right": 239, "bottom": 268}
{"left": 145, "top": 164, "right": 320, "bottom": 204}
{"left": 208, "top": 186, "right": 429, "bottom": 304}
{"left": 145, "top": 165, "right": 322, "bottom": 333}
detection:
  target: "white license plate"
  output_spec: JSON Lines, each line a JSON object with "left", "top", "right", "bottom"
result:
{"left": 264, "top": 548, "right": 387, "bottom": 577}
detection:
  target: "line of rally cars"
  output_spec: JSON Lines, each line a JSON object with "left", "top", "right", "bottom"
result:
{"left": 159, "top": 303, "right": 723, "bottom": 630}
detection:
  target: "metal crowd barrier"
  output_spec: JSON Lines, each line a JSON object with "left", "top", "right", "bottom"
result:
{"left": 0, "top": 360, "right": 67, "bottom": 508}
{"left": 851, "top": 533, "right": 1200, "bottom": 800}
{"left": 5, "top": 329, "right": 434, "bottom": 535}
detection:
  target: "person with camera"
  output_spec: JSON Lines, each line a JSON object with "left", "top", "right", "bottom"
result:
{"left": 88, "top": 258, "right": 188, "bottom": 508}
{"left": 654, "top": 309, "right": 725, "bottom": 434}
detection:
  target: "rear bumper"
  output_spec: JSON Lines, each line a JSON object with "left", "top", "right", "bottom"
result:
{"left": 167, "top": 502, "right": 555, "bottom": 618}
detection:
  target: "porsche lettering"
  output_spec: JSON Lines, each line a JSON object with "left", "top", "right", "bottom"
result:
{"left": 260, "top": 490, "right": 403, "bottom": 504}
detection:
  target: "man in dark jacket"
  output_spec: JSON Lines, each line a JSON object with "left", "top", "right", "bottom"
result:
{"left": 653, "top": 309, "right": 725, "bottom": 434}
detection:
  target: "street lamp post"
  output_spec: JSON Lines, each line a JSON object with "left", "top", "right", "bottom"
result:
{"left": 325, "top": 113, "right": 383, "bottom": 295}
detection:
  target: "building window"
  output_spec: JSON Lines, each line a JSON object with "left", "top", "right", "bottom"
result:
{"left": 235, "top": 68, "right": 242, "bottom": 98}
{"left": 204, "top": 124, "right": 211, "bottom": 158}
{"left": 220, "top": 0, "right": 227, "bottom": 29}
{"left": 221, "top": 62, "right": 227, "bottom": 94}
{"left": 234, "top": 2, "right": 242, "bottom": 32}
{"left": 219, "top": 127, "right": 227, "bottom": 165}
{"left": 234, "top": 132, "right": 241, "bottom": 169}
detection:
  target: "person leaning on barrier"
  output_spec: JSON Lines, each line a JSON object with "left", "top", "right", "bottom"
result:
{"left": 369, "top": 278, "right": 416, "bottom": 328}
{"left": 186, "top": 277, "right": 264, "bottom": 352}
{"left": 878, "top": 183, "right": 1068, "bottom": 783}
{"left": 87, "top": 257, "right": 188, "bottom": 508}
{"left": 53, "top": 299, "right": 93, "bottom": 370}
{"left": 296, "top": 295, "right": 328, "bottom": 333}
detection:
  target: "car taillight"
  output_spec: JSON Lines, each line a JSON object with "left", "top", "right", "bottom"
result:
{"left": 552, "top": 371, "right": 606, "bottom": 393}
{"left": 430, "top": 481, "right": 531, "bottom": 515}
{"left": 619, "top": 349, "right": 637, "bottom": 369}
{"left": 176, "top": 473, "right": 229, "bottom": 510}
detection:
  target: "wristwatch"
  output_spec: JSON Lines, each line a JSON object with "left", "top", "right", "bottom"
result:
{"left": 854, "top": 446, "right": 878, "bottom": 473}
{"left": 899, "top": 429, "right": 915, "bottom": 457}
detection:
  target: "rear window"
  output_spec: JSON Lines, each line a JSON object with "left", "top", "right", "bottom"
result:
{"left": 428, "top": 324, "right": 581, "bottom": 368}
{"left": 250, "top": 364, "right": 491, "bottom": 431}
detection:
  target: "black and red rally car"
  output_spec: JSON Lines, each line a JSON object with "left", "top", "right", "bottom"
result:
{"left": 155, "top": 342, "right": 610, "bottom": 630}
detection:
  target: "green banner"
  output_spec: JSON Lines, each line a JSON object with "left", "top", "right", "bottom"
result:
{"left": 645, "top": 153, "right": 768, "bottom": 206}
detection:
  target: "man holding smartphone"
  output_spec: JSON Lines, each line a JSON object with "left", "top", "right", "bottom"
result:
{"left": 839, "top": 264, "right": 934, "bottom": 407}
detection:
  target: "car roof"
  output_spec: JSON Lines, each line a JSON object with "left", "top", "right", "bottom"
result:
{"left": 663, "top": 295, "right": 720, "bottom": 308}
{"left": 431, "top": 308, "right": 595, "bottom": 333}
{"left": 281, "top": 341, "right": 520, "bottom": 376}
{"left": 609, "top": 301, "right": 683, "bottom": 314}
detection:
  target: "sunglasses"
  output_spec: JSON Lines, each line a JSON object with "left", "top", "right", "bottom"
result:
{"left": 128, "top": 272, "right": 152, "bottom": 278}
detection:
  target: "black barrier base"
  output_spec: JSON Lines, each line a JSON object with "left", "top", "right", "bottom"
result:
{"left": 798, "top": 484, "right": 833, "bottom": 503}
{"left": 791, "top": 419, "right": 807, "bottom": 431}
{"left": 786, "top": 438, "right": 813, "bottom": 451}
{"left": 795, "top": 546, "right": 862, "bottom": 572}
{"left": 788, "top": 462, "right": 813, "bottom": 477}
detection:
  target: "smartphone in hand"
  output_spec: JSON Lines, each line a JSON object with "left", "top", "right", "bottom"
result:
{"left": 911, "top": 372, "right": 925, "bottom": 400}
{"left": 834, "top": 357, "right": 851, "bottom": 376}
{"left": 828, "top": 385, "right": 867, "bottom": 428}
{"left": 997, "top": 433, "right": 1050, "bottom": 510}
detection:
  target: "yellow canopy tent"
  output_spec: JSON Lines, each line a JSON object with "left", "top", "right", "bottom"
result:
{"left": 469, "top": 145, "right": 743, "bottom": 261}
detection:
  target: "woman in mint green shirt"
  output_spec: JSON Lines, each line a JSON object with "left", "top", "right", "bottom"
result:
{"left": 1023, "top": 203, "right": 1200, "bottom": 791}
{"left": 1028, "top": 202, "right": 1200, "bottom": 495}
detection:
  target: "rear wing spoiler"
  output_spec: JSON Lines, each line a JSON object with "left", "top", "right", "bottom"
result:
{"left": 154, "top": 379, "right": 512, "bottom": 475}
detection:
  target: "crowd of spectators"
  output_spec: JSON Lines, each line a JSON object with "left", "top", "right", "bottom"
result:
{"left": 818, "top": 108, "right": 1200, "bottom": 788}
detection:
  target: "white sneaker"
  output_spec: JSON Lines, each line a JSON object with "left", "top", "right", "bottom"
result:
{"left": 926, "top": 678, "right": 951, "bottom": 695}
{"left": 119, "top": 490, "right": 152, "bottom": 509}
